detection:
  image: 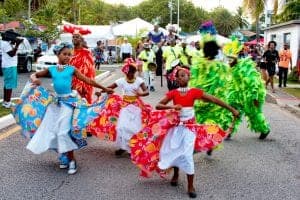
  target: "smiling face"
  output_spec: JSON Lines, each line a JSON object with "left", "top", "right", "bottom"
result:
{"left": 57, "top": 47, "right": 72, "bottom": 65}
{"left": 176, "top": 69, "right": 190, "bottom": 87}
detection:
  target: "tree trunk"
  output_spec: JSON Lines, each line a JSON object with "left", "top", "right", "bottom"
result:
{"left": 256, "top": 16, "right": 260, "bottom": 43}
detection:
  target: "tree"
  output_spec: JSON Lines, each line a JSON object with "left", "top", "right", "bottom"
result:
{"left": 234, "top": 7, "right": 249, "bottom": 29}
{"left": 275, "top": 0, "right": 300, "bottom": 23}
{"left": 243, "top": 0, "right": 265, "bottom": 41}
{"left": 210, "top": 7, "right": 238, "bottom": 36}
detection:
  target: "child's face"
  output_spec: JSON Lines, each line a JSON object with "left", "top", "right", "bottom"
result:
{"left": 58, "top": 48, "right": 72, "bottom": 65}
{"left": 176, "top": 70, "right": 189, "bottom": 87}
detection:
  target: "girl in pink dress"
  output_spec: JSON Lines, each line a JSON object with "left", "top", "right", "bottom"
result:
{"left": 130, "top": 67, "right": 239, "bottom": 198}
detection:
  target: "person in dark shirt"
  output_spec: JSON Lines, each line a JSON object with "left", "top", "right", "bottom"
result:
{"left": 263, "top": 41, "right": 279, "bottom": 93}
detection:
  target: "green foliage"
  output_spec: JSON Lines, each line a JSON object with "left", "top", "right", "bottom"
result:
{"left": 275, "top": 0, "right": 300, "bottom": 23}
{"left": 288, "top": 67, "right": 300, "bottom": 82}
{"left": 210, "top": 7, "right": 239, "bottom": 36}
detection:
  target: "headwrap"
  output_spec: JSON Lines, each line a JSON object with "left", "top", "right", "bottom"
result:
{"left": 63, "top": 25, "right": 91, "bottom": 35}
{"left": 121, "top": 58, "right": 137, "bottom": 74}
{"left": 199, "top": 21, "right": 217, "bottom": 47}
{"left": 170, "top": 66, "right": 190, "bottom": 81}
{"left": 53, "top": 42, "right": 73, "bottom": 55}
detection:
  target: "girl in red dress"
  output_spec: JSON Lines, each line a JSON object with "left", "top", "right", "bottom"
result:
{"left": 130, "top": 67, "right": 239, "bottom": 198}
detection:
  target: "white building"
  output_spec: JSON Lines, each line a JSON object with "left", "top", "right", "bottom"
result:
{"left": 263, "top": 20, "right": 300, "bottom": 66}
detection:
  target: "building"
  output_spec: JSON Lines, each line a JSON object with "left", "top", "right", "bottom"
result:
{"left": 263, "top": 20, "right": 300, "bottom": 66}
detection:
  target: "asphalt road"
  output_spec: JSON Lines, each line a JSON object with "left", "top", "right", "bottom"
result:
{"left": 0, "top": 67, "right": 299, "bottom": 200}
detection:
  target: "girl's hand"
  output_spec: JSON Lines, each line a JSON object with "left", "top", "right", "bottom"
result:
{"left": 134, "top": 90, "right": 144, "bottom": 97}
{"left": 103, "top": 88, "right": 114, "bottom": 94}
{"left": 173, "top": 104, "right": 182, "bottom": 111}
{"left": 95, "top": 91, "right": 102, "bottom": 97}
{"left": 31, "top": 79, "right": 41, "bottom": 86}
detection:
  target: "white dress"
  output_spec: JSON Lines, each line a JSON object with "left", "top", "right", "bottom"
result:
{"left": 26, "top": 101, "right": 78, "bottom": 154}
{"left": 115, "top": 77, "right": 144, "bottom": 152}
{"left": 158, "top": 107, "right": 196, "bottom": 175}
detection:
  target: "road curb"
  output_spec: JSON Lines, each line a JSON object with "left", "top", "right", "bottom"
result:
{"left": 266, "top": 92, "right": 300, "bottom": 118}
{"left": 0, "top": 70, "right": 111, "bottom": 131}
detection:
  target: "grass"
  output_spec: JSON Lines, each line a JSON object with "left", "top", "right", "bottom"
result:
{"left": 282, "top": 88, "right": 300, "bottom": 99}
{"left": 0, "top": 106, "right": 12, "bottom": 118}
{"left": 96, "top": 70, "right": 103, "bottom": 76}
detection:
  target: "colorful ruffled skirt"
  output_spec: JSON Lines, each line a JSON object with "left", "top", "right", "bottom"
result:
{"left": 12, "top": 82, "right": 108, "bottom": 154}
{"left": 88, "top": 94, "right": 152, "bottom": 152}
{"left": 130, "top": 109, "right": 227, "bottom": 177}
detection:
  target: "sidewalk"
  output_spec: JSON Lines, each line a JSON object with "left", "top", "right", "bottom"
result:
{"left": 266, "top": 83, "right": 300, "bottom": 118}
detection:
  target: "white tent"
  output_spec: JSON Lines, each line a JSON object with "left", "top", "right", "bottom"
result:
{"left": 59, "top": 21, "right": 114, "bottom": 48}
{"left": 186, "top": 34, "right": 230, "bottom": 45}
{"left": 112, "top": 17, "right": 167, "bottom": 37}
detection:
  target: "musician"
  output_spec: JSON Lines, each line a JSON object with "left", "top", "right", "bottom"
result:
{"left": 179, "top": 39, "right": 191, "bottom": 66}
{"left": 138, "top": 43, "right": 156, "bottom": 92}
{"left": 189, "top": 41, "right": 203, "bottom": 65}
{"left": 162, "top": 38, "right": 181, "bottom": 90}
{"left": 148, "top": 23, "right": 165, "bottom": 76}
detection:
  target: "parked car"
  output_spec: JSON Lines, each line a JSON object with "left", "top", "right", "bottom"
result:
{"left": 35, "top": 46, "right": 58, "bottom": 72}
{"left": 0, "top": 37, "right": 34, "bottom": 75}
{"left": 103, "top": 45, "right": 120, "bottom": 64}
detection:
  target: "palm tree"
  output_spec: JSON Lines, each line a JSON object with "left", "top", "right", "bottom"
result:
{"left": 276, "top": 0, "right": 300, "bottom": 23}
{"left": 234, "top": 7, "right": 249, "bottom": 29}
{"left": 242, "top": 0, "right": 266, "bottom": 42}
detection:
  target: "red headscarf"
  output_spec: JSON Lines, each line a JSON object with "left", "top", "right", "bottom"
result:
{"left": 169, "top": 66, "right": 190, "bottom": 81}
{"left": 121, "top": 58, "right": 137, "bottom": 74}
{"left": 63, "top": 25, "right": 91, "bottom": 35}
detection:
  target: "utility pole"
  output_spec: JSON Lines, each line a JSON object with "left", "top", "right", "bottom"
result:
{"left": 177, "top": 0, "right": 179, "bottom": 34}
{"left": 28, "top": 0, "right": 32, "bottom": 20}
{"left": 168, "top": 0, "right": 173, "bottom": 24}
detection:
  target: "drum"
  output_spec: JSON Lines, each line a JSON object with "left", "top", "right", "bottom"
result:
{"left": 147, "top": 62, "right": 157, "bottom": 71}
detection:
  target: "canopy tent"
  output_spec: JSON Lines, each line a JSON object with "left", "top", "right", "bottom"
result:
{"left": 186, "top": 34, "right": 231, "bottom": 46}
{"left": 112, "top": 17, "right": 167, "bottom": 37}
{"left": 244, "top": 38, "right": 264, "bottom": 45}
{"left": 59, "top": 21, "right": 114, "bottom": 48}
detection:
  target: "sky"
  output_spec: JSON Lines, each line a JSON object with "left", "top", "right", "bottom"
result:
{"left": 103, "top": 0, "right": 243, "bottom": 12}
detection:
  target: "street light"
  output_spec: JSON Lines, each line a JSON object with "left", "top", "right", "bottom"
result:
{"left": 177, "top": 0, "right": 179, "bottom": 34}
{"left": 168, "top": 0, "right": 173, "bottom": 24}
{"left": 28, "top": 0, "right": 32, "bottom": 20}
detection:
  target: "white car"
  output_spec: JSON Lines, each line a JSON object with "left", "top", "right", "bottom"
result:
{"left": 35, "top": 46, "right": 58, "bottom": 72}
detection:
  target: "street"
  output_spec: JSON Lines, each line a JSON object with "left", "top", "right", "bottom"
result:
{"left": 0, "top": 67, "right": 299, "bottom": 200}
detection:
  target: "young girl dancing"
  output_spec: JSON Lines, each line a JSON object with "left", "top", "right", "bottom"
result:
{"left": 130, "top": 67, "right": 239, "bottom": 198}
{"left": 88, "top": 58, "right": 152, "bottom": 156}
{"left": 15, "top": 42, "right": 113, "bottom": 175}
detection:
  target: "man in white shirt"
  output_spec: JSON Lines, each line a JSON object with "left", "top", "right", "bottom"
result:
{"left": 1, "top": 32, "right": 22, "bottom": 108}
{"left": 120, "top": 37, "right": 132, "bottom": 61}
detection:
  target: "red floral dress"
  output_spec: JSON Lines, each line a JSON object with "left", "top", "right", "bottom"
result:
{"left": 130, "top": 88, "right": 228, "bottom": 177}
{"left": 70, "top": 48, "right": 95, "bottom": 104}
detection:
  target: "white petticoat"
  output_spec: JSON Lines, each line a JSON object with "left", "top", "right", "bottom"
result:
{"left": 26, "top": 103, "right": 78, "bottom": 154}
{"left": 116, "top": 104, "right": 142, "bottom": 152}
{"left": 158, "top": 107, "right": 196, "bottom": 175}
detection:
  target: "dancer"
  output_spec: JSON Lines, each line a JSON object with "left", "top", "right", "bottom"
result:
{"left": 223, "top": 38, "right": 271, "bottom": 140}
{"left": 130, "top": 67, "right": 239, "bottom": 198}
{"left": 15, "top": 42, "right": 113, "bottom": 175}
{"left": 88, "top": 58, "right": 152, "bottom": 156}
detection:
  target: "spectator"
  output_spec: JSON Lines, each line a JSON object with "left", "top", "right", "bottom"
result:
{"left": 120, "top": 37, "right": 132, "bottom": 61}
{"left": 278, "top": 43, "right": 292, "bottom": 87}
{"left": 93, "top": 41, "right": 104, "bottom": 70}
{"left": 263, "top": 41, "right": 279, "bottom": 93}
{"left": 1, "top": 33, "right": 23, "bottom": 108}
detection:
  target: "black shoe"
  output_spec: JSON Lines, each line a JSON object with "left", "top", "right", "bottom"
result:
{"left": 278, "top": 85, "right": 282, "bottom": 88}
{"left": 284, "top": 85, "right": 287, "bottom": 87}
{"left": 188, "top": 191, "right": 197, "bottom": 198}
{"left": 150, "top": 86, "right": 155, "bottom": 92}
{"left": 225, "top": 133, "right": 232, "bottom": 141}
{"left": 259, "top": 131, "right": 270, "bottom": 140}
{"left": 170, "top": 181, "right": 178, "bottom": 186}
{"left": 115, "top": 149, "right": 126, "bottom": 156}
{"left": 206, "top": 149, "right": 213, "bottom": 156}
{"left": 87, "top": 132, "right": 93, "bottom": 137}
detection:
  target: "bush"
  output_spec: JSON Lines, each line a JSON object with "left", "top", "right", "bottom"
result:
{"left": 288, "top": 67, "right": 299, "bottom": 81}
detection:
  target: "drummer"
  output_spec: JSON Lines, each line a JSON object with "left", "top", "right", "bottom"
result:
{"left": 138, "top": 42, "right": 156, "bottom": 92}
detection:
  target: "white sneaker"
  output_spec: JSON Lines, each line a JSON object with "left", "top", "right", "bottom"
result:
{"left": 67, "top": 160, "right": 77, "bottom": 175}
{"left": 2, "top": 101, "right": 15, "bottom": 108}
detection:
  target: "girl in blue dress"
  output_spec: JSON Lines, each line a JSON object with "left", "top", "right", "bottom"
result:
{"left": 21, "top": 43, "right": 113, "bottom": 175}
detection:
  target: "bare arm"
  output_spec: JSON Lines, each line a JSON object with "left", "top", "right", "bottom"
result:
{"left": 201, "top": 93, "right": 239, "bottom": 117}
{"left": 74, "top": 69, "right": 113, "bottom": 93}
{"left": 135, "top": 82, "right": 149, "bottom": 97}
{"left": 156, "top": 96, "right": 181, "bottom": 110}
{"left": 7, "top": 40, "right": 22, "bottom": 57}
{"left": 30, "top": 69, "right": 50, "bottom": 85}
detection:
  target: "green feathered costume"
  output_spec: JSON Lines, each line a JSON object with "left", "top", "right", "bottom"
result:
{"left": 227, "top": 57, "right": 270, "bottom": 135}
{"left": 189, "top": 58, "right": 234, "bottom": 130}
